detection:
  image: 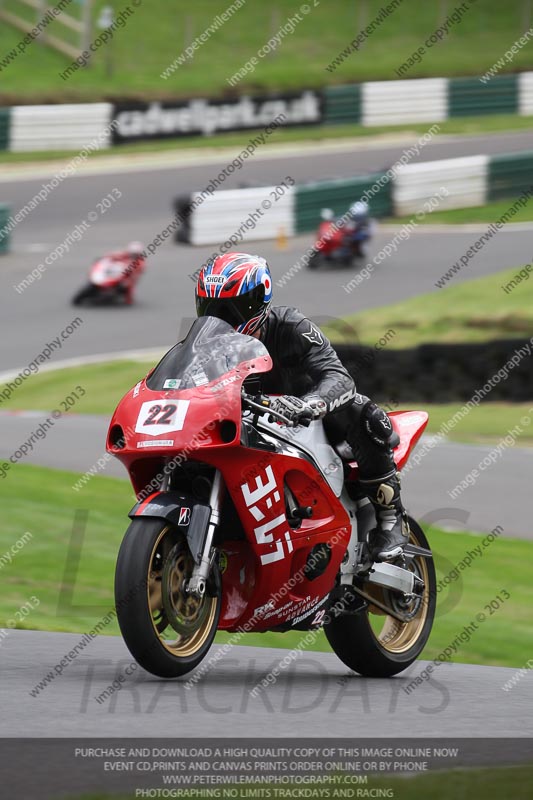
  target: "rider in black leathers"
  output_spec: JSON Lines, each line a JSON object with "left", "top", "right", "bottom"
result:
{"left": 195, "top": 254, "right": 409, "bottom": 562}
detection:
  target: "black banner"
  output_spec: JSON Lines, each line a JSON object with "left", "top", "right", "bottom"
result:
{"left": 1, "top": 738, "right": 532, "bottom": 798}
{"left": 111, "top": 90, "right": 323, "bottom": 144}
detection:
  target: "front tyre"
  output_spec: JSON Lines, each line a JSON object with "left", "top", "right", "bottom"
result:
{"left": 325, "top": 517, "right": 436, "bottom": 677}
{"left": 307, "top": 251, "right": 322, "bottom": 270}
{"left": 115, "top": 517, "right": 220, "bottom": 678}
{"left": 72, "top": 283, "right": 97, "bottom": 306}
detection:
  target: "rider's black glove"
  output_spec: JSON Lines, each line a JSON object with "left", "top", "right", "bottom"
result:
{"left": 269, "top": 395, "right": 326, "bottom": 427}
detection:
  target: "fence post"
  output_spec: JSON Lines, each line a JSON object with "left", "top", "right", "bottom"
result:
{"left": 523, "top": 0, "right": 532, "bottom": 32}
{"left": 183, "top": 14, "right": 193, "bottom": 63}
{"left": 37, "top": 0, "right": 47, "bottom": 42}
{"left": 81, "top": 0, "right": 93, "bottom": 54}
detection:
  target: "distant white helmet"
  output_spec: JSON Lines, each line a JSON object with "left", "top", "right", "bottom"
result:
{"left": 127, "top": 241, "right": 145, "bottom": 255}
{"left": 350, "top": 201, "right": 369, "bottom": 217}
{"left": 320, "top": 207, "right": 335, "bottom": 221}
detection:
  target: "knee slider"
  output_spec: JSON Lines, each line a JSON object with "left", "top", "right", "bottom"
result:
{"left": 363, "top": 403, "right": 395, "bottom": 448}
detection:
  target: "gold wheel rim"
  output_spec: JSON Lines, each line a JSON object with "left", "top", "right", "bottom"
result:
{"left": 147, "top": 525, "right": 218, "bottom": 657}
{"left": 367, "top": 527, "right": 431, "bottom": 654}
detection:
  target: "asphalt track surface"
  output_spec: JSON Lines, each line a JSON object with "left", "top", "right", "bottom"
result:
{"left": 2, "top": 629, "right": 532, "bottom": 739}
{"left": 1, "top": 129, "right": 533, "bottom": 371}
{"left": 1, "top": 132, "right": 532, "bottom": 759}
{"left": 1, "top": 411, "right": 531, "bottom": 540}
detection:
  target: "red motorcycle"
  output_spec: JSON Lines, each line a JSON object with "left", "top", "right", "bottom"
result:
{"left": 307, "top": 208, "right": 372, "bottom": 269}
{"left": 72, "top": 243, "right": 145, "bottom": 306}
{"left": 107, "top": 317, "right": 435, "bottom": 679}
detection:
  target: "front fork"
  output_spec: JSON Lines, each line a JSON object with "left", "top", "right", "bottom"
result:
{"left": 186, "top": 469, "right": 224, "bottom": 596}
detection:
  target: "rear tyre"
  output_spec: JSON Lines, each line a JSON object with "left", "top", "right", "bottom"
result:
{"left": 115, "top": 517, "right": 220, "bottom": 678}
{"left": 325, "top": 517, "right": 435, "bottom": 677}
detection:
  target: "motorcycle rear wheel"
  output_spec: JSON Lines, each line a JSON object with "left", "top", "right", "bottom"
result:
{"left": 115, "top": 518, "right": 220, "bottom": 678}
{"left": 325, "top": 517, "right": 435, "bottom": 677}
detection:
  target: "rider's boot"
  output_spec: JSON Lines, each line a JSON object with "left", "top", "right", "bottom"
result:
{"left": 342, "top": 398, "right": 408, "bottom": 562}
{"left": 360, "top": 470, "right": 409, "bottom": 561}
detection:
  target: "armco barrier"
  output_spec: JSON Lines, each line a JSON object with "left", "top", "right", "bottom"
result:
{"left": 361, "top": 77, "right": 447, "bottom": 127}
{"left": 0, "top": 108, "right": 10, "bottom": 151}
{"left": 393, "top": 155, "right": 489, "bottom": 216}
{"left": 335, "top": 338, "right": 533, "bottom": 403}
{"left": 295, "top": 174, "right": 392, "bottom": 233}
{"left": 188, "top": 186, "right": 295, "bottom": 247}
{"left": 489, "top": 151, "right": 533, "bottom": 201}
{"left": 449, "top": 75, "right": 518, "bottom": 117}
{"left": 10, "top": 103, "right": 113, "bottom": 152}
{"left": 181, "top": 148, "right": 533, "bottom": 244}
{"left": 0, "top": 204, "right": 11, "bottom": 254}
{"left": 323, "top": 84, "right": 361, "bottom": 125}
{"left": 519, "top": 71, "right": 533, "bottom": 116}
{"left": 1, "top": 71, "right": 533, "bottom": 154}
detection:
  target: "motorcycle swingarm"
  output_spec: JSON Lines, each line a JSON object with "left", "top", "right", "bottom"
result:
{"left": 129, "top": 491, "right": 211, "bottom": 565}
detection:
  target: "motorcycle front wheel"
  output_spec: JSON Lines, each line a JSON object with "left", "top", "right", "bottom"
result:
{"left": 115, "top": 517, "right": 220, "bottom": 678}
{"left": 325, "top": 516, "right": 436, "bottom": 677}
{"left": 307, "top": 251, "right": 322, "bottom": 269}
{"left": 72, "top": 283, "right": 97, "bottom": 306}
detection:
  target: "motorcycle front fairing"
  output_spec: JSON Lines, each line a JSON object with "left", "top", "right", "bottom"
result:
{"left": 107, "top": 316, "right": 351, "bottom": 634}
{"left": 106, "top": 316, "right": 272, "bottom": 494}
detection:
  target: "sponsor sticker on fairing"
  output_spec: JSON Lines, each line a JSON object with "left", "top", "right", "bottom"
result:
{"left": 163, "top": 379, "right": 181, "bottom": 389}
{"left": 178, "top": 507, "right": 191, "bottom": 525}
{"left": 137, "top": 440, "right": 174, "bottom": 448}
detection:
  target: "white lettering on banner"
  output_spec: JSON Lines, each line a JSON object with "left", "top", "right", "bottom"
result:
{"left": 240, "top": 465, "right": 293, "bottom": 566}
{"left": 114, "top": 92, "right": 321, "bottom": 140}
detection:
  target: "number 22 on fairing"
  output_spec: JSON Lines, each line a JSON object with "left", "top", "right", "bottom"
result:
{"left": 135, "top": 400, "right": 190, "bottom": 436}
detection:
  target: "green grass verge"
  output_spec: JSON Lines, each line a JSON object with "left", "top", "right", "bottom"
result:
{"left": 0, "top": 358, "right": 157, "bottom": 415}
{"left": 327, "top": 266, "right": 533, "bottom": 347}
{"left": 3, "top": 360, "right": 533, "bottom": 445}
{"left": 423, "top": 402, "right": 533, "bottom": 444}
{"left": 1, "top": 113, "right": 533, "bottom": 164}
{"left": 74, "top": 765, "right": 533, "bottom": 800}
{"left": 0, "top": 0, "right": 531, "bottom": 102}
{"left": 2, "top": 464, "right": 532, "bottom": 668}
{"left": 391, "top": 197, "right": 533, "bottom": 226}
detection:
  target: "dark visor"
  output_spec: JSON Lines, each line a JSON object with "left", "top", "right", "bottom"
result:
{"left": 196, "top": 284, "right": 265, "bottom": 328}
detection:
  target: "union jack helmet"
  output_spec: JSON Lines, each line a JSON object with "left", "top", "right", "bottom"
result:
{"left": 195, "top": 252, "right": 273, "bottom": 335}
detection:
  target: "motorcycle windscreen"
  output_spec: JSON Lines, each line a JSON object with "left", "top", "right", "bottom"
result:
{"left": 146, "top": 316, "right": 270, "bottom": 391}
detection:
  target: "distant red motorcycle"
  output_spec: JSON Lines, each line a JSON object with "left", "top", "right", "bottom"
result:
{"left": 107, "top": 315, "right": 435, "bottom": 680}
{"left": 307, "top": 207, "right": 372, "bottom": 269}
{"left": 72, "top": 242, "right": 145, "bottom": 306}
